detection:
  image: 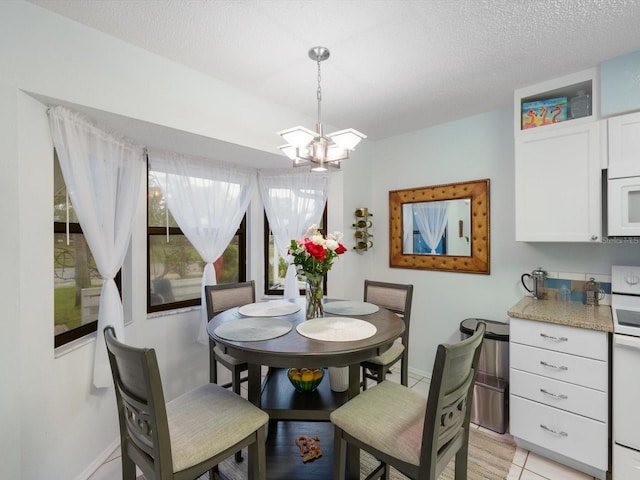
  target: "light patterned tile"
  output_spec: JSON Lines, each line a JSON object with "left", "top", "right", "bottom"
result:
{"left": 525, "top": 452, "right": 593, "bottom": 480}
{"left": 409, "top": 378, "right": 430, "bottom": 397}
{"left": 520, "top": 469, "right": 549, "bottom": 480}
{"left": 507, "top": 463, "right": 523, "bottom": 480}
{"left": 513, "top": 446, "right": 529, "bottom": 467}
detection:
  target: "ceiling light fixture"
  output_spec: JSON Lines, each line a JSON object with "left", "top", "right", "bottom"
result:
{"left": 277, "top": 46, "right": 366, "bottom": 172}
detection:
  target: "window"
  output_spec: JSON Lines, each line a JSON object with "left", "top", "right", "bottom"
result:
{"left": 147, "top": 169, "right": 246, "bottom": 312}
{"left": 53, "top": 151, "right": 120, "bottom": 347}
{"left": 263, "top": 205, "right": 327, "bottom": 296}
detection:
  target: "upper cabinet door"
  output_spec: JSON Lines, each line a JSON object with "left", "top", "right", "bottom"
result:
{"left": 608, "top": 111, "right": 640, "bottom": 179}
{"left": 515, "top": 121, "right": 602, "bottom": 242}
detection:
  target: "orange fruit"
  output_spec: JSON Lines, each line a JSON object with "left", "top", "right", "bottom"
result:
{"left": 312, "top": 369, "right": 323, "bottom": 380}
{"left": 301, "top": 370, "right": 314, "bottom": 382}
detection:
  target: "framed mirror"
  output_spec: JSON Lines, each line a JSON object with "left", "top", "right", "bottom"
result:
{"left": 389, "top": 179, "right": 490, "bottom": 274}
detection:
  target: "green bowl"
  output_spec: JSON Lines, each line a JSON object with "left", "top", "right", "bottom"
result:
{"left": 287, "top": 368, "right": 325, "bottom": 393}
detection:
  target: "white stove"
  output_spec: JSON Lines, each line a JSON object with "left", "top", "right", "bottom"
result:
{"left": 611, "top": 265, "right": 640, "bottom": 479}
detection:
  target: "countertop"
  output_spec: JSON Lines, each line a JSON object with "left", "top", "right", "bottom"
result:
{"left": 507, "top": 296, "right": 613, "bottom": 333}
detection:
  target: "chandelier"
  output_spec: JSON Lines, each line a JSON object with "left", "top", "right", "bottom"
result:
{"left": 278, "top": 47, "right": 366, "bottom": 171}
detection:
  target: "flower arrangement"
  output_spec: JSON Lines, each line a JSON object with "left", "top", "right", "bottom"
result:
{"left": 289, "top": 225, "right": 347, "bottom": 318}
{"left": 289, "top": 225, "right": 347, "bottom": 277}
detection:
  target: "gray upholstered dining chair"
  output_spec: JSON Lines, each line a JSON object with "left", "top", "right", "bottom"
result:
{"left": 331, "top": 322, "right": 485, "bottom": 480}
{"left": 104, "top": 325, "right": 268, "bottom": 480}
{"left": 361, "top": 280, "right": 414, "bottom": 389}
{"left": 205, "top": 281, "right": 255, "bottom": 393}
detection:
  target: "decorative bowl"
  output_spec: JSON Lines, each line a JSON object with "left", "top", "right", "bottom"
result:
{"left": 287, "top": 367, "right": 325, "bottom": 393}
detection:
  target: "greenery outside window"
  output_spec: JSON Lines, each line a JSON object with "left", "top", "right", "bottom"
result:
{"left": 263, "top": 205, "right": 327, "bottom": 296}
{"left": 147, "top": 170, "right": 246, "bottom": 312}
{"left": 54, "top": 152, "right": 121, "bottom": 348}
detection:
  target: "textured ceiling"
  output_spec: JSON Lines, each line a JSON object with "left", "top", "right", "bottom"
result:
{"left": 26, "top": 0, "right": 640, "bottom": 148}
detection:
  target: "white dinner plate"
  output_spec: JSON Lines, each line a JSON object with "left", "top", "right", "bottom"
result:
{"left": 237, "top": 300, "right": 301, "bottom": 317}
{"left": 214, "top": 317, "right": 293, "bottom": 341}
{"left": 323, "top": 301, "right": 379, "bottom": 315}
{"left": 296, "top": 317, "right": 377, "bottom": 342}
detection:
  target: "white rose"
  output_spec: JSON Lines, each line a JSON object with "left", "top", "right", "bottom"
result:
{"left": 325, "top": 239, "right": 339, "bottom": 251}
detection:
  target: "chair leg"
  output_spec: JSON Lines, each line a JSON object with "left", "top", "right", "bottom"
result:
{"left": 376, "top": 365, "right": 387, "bottom": 383}
{"left": 232, "top": 366, "right": 244, "bottom": 463}
{"left": 454, "top": 436, "right": 469, "bottom": 480}
{"left": 121, "top": 453, "right": 136, "bottom": 480}
{"left": 209, "top": 339, "right": 218, "bottom": 384}
{"left": 400, "top": 354, "right": 408, "bottom": 387}
{"left": 333, "top": 426, "right": 347, "bottom": 480}
{"left": 361, "top": 365, "right": 368, "bottom": 390}
{"left": 248, "top": 425, "right": 266, "bottom": 480}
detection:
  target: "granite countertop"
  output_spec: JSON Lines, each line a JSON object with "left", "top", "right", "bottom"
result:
{"left": 507, "top": 296, "right": 613, "bottom": 332}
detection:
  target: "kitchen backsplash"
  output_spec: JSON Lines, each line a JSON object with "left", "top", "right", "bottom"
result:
{"left": 544, "top": 271, "right": 611, "bottom": 306}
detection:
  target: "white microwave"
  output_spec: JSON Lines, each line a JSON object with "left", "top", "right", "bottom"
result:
{"left": 608, "top": 177, "right": 640, "bottom": 236}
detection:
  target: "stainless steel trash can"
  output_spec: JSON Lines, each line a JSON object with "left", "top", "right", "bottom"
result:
{"left": 459, "top": 318, "right": 510, "bottom": 433}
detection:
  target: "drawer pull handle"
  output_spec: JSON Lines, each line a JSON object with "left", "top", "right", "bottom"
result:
{"left": 540, "top": 333, "right": 568, "bottom": 342}
{"left": 540, "top": 361, "right": 568, "bottom": 371}
{"left": 540, "top": 388, "right": 568, "bottom": 400}
{"left": 540, "top": 424, "right": 568, "bottom": 437}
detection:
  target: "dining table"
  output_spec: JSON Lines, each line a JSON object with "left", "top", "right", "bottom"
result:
{"left": 207, "top": 296, "right": 405, "bottom": 480}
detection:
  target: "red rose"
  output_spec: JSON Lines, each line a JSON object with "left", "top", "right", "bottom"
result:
{"left": 304, "top": 239, "right": 326, "bottom": 261}
{"left": 335, "top": 243, "right": 347, "bottom": 254}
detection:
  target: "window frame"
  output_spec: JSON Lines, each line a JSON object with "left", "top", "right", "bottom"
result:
{"left": 263, "top": 204, "right": 328, "bottom": 296}
{"left": 146, "top": 166, "right": 247, "bottom": 313}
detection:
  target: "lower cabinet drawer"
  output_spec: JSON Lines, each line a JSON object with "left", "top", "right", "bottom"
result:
{"left": 510, "top": 369, "right": 607, "bottom": 422}
{"left": 510, "top": 342, "right": 607, "bottom": 391}
{"left": 510, "top": 395, "right": 607, "bottom": 471}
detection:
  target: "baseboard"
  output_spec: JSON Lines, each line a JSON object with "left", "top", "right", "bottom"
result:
{"left": 74, "top": 437, "right": 119, "bottom": 480}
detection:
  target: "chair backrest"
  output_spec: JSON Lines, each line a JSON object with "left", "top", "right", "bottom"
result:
{"left": 420, "top": 322, "right": 486, "bottom": 478}
{"left": 104, "top": 326, "right": 173, "bottom": 478}
{"left": 364, "top": 280, "right": 413, "bottom": 343}
{"left": 204, "top": 281, "right": 256, "bottom": 319}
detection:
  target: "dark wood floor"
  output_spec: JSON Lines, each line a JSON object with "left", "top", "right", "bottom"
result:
{"left": 265, "top": 420, "right": 338, "bottom": 479}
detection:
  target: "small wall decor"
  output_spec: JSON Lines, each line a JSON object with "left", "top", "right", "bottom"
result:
{"left": 353, "top": 208, "right": 373, "bottom": 251}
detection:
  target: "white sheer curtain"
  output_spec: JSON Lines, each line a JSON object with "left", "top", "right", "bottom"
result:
{"left": 148, "top": 150, "right": 254, "bottom": 343}
{"left": 402, "top": 203, "right": 413, "bottom": 254}
{"left": 413, "top": 202, "right": 449, "bottom": 254}
{"left": 48, "top": 106, "right": 146, "bottom": 388}
{"left": 258, "top": 170, "right": 329, "bottom": 298}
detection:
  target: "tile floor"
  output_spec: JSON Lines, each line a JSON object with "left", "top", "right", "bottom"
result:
{"left": 89, "top": 366, "right": 597, "bottom": 480}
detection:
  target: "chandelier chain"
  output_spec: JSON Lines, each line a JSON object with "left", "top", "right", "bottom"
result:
{"left": 316, "top": 57, "right": 322, "bottom": 127}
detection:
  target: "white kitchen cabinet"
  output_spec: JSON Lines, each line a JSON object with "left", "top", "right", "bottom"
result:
{"left": 514, "top": 68, "right": 604, "bottom": 242}
{"left": 509, "top": 318, "right": 609, "bottom": 479}
{"left": 608, "top": 110, "right": 640, "bottom": 179}
{"left": 515, "top": 121, "right": 603, "bottom": 241}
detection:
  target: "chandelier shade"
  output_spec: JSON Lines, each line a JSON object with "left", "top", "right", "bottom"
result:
{"left": 277, "top": 47, "right": 366, "bottom": 171}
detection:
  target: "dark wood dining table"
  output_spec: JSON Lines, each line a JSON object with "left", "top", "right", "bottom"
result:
{"left": 207, "top": 297, "right": 405, "bottom": 480}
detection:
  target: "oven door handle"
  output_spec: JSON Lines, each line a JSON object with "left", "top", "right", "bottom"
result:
{"left": 614, "top": 334, "right": 640, "bottom": 349}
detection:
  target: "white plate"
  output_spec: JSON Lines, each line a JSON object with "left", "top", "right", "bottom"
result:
{"left": 214, "top": 317, "right": 292, "bottom": 341}
{"left": 237, "top": 300, "right": 301, "bottom": 317}
{"left": 296, "top": 317, "right": 377, "bottom": 342}
{"left": 323, "top": 301, "right": 379, "bottom": 315}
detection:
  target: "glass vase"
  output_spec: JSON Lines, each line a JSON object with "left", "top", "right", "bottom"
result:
{"left": 305, "top": 275, "right": 324, "bottom": 319}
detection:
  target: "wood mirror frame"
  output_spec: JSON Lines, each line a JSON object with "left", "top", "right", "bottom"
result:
{"left": 389, "top": 179, "right": 490, "bottom": 274}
